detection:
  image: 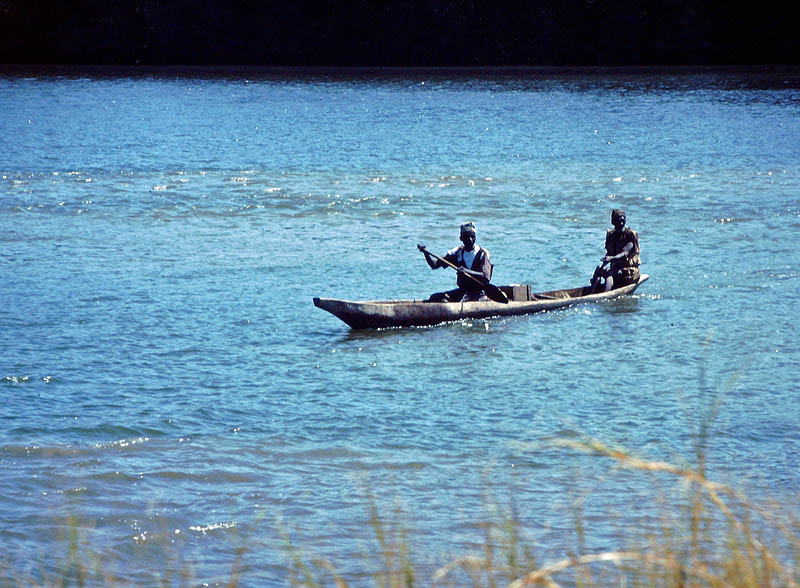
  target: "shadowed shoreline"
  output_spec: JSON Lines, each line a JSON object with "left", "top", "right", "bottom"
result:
{"left": 1, "top": 1, "right": 797, "bottom": 67}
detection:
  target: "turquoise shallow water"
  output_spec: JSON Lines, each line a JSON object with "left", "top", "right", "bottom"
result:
{"left": 1, "top": 67, "right": 799, "bottom": 584}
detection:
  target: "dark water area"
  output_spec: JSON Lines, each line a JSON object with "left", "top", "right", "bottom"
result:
{"left": 1, "top": 66, "right": 799, "bottom": 585}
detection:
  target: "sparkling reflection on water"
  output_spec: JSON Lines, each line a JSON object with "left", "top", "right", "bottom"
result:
{"left": 1, "top": 67, "right": 799, "bottom": 585}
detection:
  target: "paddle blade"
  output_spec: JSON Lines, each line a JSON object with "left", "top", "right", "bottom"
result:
{"left": 485, "top": 283, "right": 509, "bottom": 304}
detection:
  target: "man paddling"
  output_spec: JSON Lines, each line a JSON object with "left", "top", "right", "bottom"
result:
{"left": 590, "top": 209, "right": 641, "bottom": 293}
{"left": 418, "top": 221, "right": 494, "bottom": 302}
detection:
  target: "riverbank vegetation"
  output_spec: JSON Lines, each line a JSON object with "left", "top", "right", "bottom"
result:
{"left": 281, "top": 435, "right": 800, "bottom": 588}
{"left": 2, "top": 1, "right": 795, "bottom": 67}
{"left": 5, "top": 352, "right": 798, "bottom": 587}
{"left": 9, "top": 431, "right": 797, "bottom": 588}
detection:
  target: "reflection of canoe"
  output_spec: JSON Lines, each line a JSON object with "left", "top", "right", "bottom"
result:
{"left": 314, "top": 274, "right": 649, "bottom": 329}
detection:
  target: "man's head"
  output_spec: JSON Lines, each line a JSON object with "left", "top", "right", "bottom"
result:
{"left": 611, "top": 209, "right": 626, "bottom": 231}
{"left": 460, "top": 221, "right": 477, "bottom": 250}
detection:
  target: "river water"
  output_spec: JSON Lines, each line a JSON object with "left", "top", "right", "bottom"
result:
{"left": 1, "top": 66, "right": 799, "bottom": 585}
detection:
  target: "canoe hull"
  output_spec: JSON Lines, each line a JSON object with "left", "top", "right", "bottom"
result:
{"left": 313, "top": 274, "right": 649, "bottom": 329}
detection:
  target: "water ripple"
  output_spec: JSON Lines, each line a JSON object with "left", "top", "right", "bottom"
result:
{"left": 2, "top": 70, "right": 799, "bottom": 585}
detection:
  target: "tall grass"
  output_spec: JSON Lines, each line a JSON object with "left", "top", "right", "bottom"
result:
{"left": 495, "top": 436, "right": 800, "bottom": 588}
{"left": 5, "top": 434, "right": 798, "bottom": 587}
{"left": 5, "top": 357, "right": 799, "bottom": 588}
{"left": 280, "top": 434, "right": 800, "bottom": 588}
{"left": 282, "top": 349, "right": 800, "bottom": 588}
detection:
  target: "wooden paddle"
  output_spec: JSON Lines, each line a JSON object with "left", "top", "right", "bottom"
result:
{"left": 418, "top": 245, "right": 509, "bottom": 304}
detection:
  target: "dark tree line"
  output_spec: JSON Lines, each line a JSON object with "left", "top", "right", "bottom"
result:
{"left": 1, "top": 0, "right": 796, "bottom": 66}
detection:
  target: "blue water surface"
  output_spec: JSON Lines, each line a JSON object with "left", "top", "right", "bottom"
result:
{"left": 1, "top": 66, "right": 799, "bottom": 585}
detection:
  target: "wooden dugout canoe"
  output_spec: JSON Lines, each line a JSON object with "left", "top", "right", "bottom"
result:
{"left": 313, "top": 274, "right": 649, "bottom": 329}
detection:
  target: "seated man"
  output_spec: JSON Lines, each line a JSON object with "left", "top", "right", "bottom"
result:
{"left": 591, "top": 209, "right": 640, "bottom": 293}
{"left": 419, "top": 221, "right": 493, "bottom": 302}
